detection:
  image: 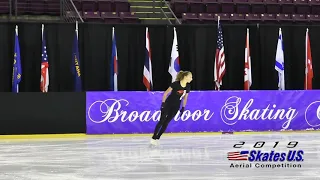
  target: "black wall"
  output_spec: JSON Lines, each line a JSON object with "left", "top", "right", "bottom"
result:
{"left": 0, "top": 22, "right": 320, "bottom": 92}
{"left": 0, "top": 92, "right": 85, "bottom": 135}
{"left": 1, "top": 22, "right": 320, "bottom": 135}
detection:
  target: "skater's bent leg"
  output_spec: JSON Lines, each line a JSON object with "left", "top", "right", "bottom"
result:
{"left": 155, "top": 110, "right": 178, "bottom": 139}
{"left": 152, "top": 111, "right": 167, "bottom": 139}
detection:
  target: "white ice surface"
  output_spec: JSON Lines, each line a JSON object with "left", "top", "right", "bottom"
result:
{"left": 0, "top": 132, "right": 319, "bottom": 180}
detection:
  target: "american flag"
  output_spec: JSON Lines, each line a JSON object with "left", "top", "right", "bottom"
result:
{"left": 143, "top": 27, "right": 153, "bottom": 91}
{"left": 40, "top": 24, "right": 49, "bottom": 93}
{"left": 227, "top": 151, "right": 249, "bottom": 160}
{"left": 214, "top": 18, "right": 226, "bottom": 90}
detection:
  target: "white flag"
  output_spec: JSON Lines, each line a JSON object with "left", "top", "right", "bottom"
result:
{"left": 168, "top": 27, "right": 180, "bottom": 82}
{"left": 275, "top": 28, "right": 285, "bottom": 90}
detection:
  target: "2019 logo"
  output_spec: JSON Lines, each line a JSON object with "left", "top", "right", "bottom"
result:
{"left": 228, "top": 141, "right": 304, "bottom": 169}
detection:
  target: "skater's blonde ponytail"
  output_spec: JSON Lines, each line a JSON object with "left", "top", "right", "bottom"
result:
{"left": 176, "top": 71, "right": 191, "bottom": 81}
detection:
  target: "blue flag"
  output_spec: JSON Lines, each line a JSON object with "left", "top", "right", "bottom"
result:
{"left": 72, "top": 31, "right": 82, "bottom": 92}
{"left": 12, "top": 26, "right": 22, "bottom": 93}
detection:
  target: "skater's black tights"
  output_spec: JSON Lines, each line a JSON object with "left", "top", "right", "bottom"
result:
{"left": 152, "top": 107, "right": 178, "bottom": 140}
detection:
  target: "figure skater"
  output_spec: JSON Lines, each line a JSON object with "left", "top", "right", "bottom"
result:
{"left": 150, "top": 71, "right": 193, "bottom": 146}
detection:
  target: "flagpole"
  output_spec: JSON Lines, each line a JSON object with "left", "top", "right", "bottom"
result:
{"left": 76, "top": 21, "right": 78, "bottom": 39}
{"left": 218, "top": 16, "right": 220, "bottom": 91}
{"left": 42, "top": 24, "right": 44, "bottom": 40}
{"left": 215, "top": 17, "right": 218, "bottom": 91}
{"left": 15, "top": 25, "right": 19, "bottom": 92}
{"left": 41, "top": 24, "right": 44, "bottom": 92}
{"left": 215, "top": 16, "right": 220, "bottom": 91}
{"left": 305, "top": 28, "right": 308, "bottom": 89}
{"left": 281, "top": 28, "right": 285, "bottom": 90}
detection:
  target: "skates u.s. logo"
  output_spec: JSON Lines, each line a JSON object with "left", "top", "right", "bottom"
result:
{"left": 228, "top": 141, "right": 304, "bottom": 169}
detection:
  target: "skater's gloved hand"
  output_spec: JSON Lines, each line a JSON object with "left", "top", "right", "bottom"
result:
{"left": 180, "top": 107, "right": 185, "bottom": 116}
{"left": 161, "top": 102, "right": 165, "bottom": 110}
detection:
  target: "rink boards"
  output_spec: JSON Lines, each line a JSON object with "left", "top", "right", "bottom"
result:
{"left": 86, "top": 90, "right": 320, "bottom": 134}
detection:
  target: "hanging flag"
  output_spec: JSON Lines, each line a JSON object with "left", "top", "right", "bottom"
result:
{"left": 40, "top": 24, "right": 49, "bottom": 92}
{"left": 72, "top": 22, "right": 82, "bottom": 92}
{"left": 111, "top": 27, "right": 118, "bottom": 91}
{"left": 305, "top": 28, "right": 313, "bottom": 90}
{"left": 244, "top": 28, "right": 252, "bottom": 90}
{"left": 275, "top": 28, "right": 285, "bottom": 90}
{"left": 12, "top": 25, "right": 22, "bottom": 93}
{"left": 214, "top": 17, "right": 226, "bottom": 90}
{"left": 143, "top": 27, "right": 153, "bottom": 91}
{"left": 168, "top": 27, "right": 180, "bottom": 82}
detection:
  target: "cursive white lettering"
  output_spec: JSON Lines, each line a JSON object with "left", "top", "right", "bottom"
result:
{"left": 87, "top": 99, "right": 214, "bottom": 123}
{"left": 220, "top": 96, "right": 298, "bottom": 129}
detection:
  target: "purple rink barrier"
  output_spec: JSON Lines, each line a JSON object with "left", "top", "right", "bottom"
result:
{"left": 86, "top": 91, "right": 320, "bottom": 134}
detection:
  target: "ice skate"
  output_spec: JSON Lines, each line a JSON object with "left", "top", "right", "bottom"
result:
{"left": 149, "top": 139, "right": 159, "bottom": 147}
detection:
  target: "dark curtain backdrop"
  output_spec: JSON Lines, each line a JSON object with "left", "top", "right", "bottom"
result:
{"left": 0, "top": 22, "right": 319, "bottom": 92}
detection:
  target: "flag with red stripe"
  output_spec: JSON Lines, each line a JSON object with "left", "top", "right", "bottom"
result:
{"left": 244, "top": 28, "right": 252, "bottom": 90}
{"left": 305, "top": 28, "right": 313, "bottom": 90}
{"left": 214, "top": 18, "right": 226, "bottom": 90}
{"left": 40, "top": 24, "right": 49, "bottom": 92}
{"left": 227, "top": 151, "right": 249, "bottom": 161}
{"left": 143, "top": 27, "right": 153, "bottom": 91}
{"left": 111, "top": 27, "right": 118, "bottom": 91}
